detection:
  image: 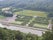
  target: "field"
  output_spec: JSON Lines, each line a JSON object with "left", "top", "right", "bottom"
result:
{"left": 15, "top": 10, "right": 47, "bottom": 17}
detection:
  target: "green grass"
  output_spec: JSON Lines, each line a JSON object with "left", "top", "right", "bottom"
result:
{"left": 0, "top": 15, "right": 5, "bottom": 19}
{"left": 11, "top": 21, "right": 23, "bottom": 25}
{"left": 15, "top": 10, "right": 47, "bottom": 17}
{"left": 33, "top": 23, "right": 48, "bottom": 28}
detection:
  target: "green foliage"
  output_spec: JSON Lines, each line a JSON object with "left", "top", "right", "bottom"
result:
{"left": 0, "top": 28, "right": 39, "bottom": 40}
{"left": 0, "top": 12, "right": 13, "bottom": 17}
{"left": 42, "top": 31, "right": 53, "bottom": 40}
{"left": 25, "top": 33, "right": 39, "bottom": 40}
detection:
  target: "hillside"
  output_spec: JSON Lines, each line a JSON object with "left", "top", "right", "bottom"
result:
{"left": 0, "top": 0, "right": 53, "bottom": 12}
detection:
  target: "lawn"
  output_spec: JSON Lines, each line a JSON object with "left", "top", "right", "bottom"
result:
{"left": 15, "top": 10, "right": 47, "bottom": 17}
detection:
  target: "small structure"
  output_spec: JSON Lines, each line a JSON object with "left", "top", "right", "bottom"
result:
{"left": 48, "top": 19, "right": 53, "bottom": 30}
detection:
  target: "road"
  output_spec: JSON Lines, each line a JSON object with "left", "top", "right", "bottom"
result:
{"left": 0, "top": 23, "right": 49, "bottom": 36}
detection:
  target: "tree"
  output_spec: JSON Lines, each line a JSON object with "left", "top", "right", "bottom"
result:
{"left": 15, "top": 31, "right": 24, "bottom": 40}
{"left": 42, "top": 31, "right": 53, "bottom": 40}
{"left": 25, "top": 33, "right": 39, "bottom": 40}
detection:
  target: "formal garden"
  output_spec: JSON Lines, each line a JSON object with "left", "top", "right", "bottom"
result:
{"left": 14, "top": 15, "right": 48, "bottom": 28}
